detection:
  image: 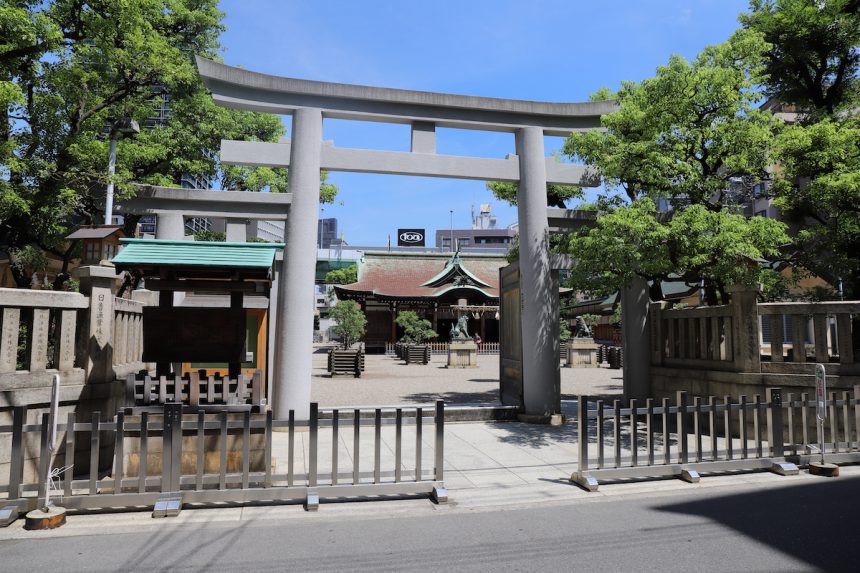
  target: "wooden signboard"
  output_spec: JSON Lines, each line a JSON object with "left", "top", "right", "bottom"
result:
{"left": 143, "top": 307, "right": 246, "bottom": 363}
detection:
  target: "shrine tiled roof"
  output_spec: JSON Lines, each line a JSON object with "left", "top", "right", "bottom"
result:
{"left": 334, "top": 252, "right": 506, "bottom": 301}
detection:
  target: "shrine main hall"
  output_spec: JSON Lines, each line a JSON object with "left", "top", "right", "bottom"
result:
{"left": 334, "top": 251, "right": 506, "bottom": 352}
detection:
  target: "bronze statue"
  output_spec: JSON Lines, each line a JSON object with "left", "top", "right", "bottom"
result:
{"left": 573, "top": 316, "right": 592, "bottom": 338}
{"left": 450, "top": 314, "right": 470, "bottom": 341}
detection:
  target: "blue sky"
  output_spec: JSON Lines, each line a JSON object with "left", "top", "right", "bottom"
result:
{"left": 217, "top": 0, "right": 750, "bottom": 245}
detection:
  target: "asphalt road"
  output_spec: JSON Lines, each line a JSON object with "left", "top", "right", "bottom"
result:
{"left": 2, "top": 476, "right": 856, "bottom": 573}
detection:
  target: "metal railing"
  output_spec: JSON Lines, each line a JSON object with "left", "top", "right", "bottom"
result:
{"left": 571, "top": 387, "right": 860, "bottom": 491}
{"left": 1, "top": 401, "right": 446, "bottom": 514}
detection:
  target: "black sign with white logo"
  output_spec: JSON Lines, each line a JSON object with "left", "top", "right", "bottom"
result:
{"left": 397, "top": 228, "right": 425, "bottom": 246}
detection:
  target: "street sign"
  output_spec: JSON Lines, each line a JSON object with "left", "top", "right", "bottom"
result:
{"left": 815, "top": 363, "right": 826, "bottom": 421}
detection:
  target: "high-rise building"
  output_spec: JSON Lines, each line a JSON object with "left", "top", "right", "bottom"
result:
{"left": 318, "top": 218, "right": 338, "bottom": 249}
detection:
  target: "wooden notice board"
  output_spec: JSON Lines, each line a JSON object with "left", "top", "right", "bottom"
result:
{"left": 142, "top": 307, "right": 246, "bottom": 363}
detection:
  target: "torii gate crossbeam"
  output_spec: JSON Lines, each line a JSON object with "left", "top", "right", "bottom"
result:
{"left": 197, "top": 57, "right": 615, "bottom": 421}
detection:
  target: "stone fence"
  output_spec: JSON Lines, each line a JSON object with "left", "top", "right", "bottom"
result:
{"left": 649, "top": 287, "right": 860, "bottom": 401}
{"left": 0, "top": 266, "right": 154, "bottom": 485}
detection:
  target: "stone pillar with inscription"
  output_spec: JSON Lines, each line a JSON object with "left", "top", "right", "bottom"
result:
{"left": 621, "top": 276, "right": 651, "bottom": 402}
{"left": 729, "top": 285, "right": 761, "bottom": 373}
{"left": 74, "top": 266, "right": 120, "bottom": 384}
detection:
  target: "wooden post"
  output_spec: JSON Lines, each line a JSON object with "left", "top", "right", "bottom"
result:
{"left": 229, "top": 291, "right": 244, "bottom": 379}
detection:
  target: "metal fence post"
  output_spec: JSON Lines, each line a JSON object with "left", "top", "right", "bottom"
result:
{"left": 431, "top": 401, "right": 447, "bottom": 503}
{"left": 36, "top": 413, "right": 50, "bottom": 508}
{"left": 434, "top": 401, "right": 444, "bottom": 482}
{"left": 766, "top": 387, "right": 798, "bottom": 476}
{"left": 578, "top": 396, "right": 589, "bottom": 472}
{"left": 309, "top": 403, "right": 318, "bottom": 487}
{"left": 677, "top": 391, "right": 689, "bottom": 464}
{"left": 162, "top": 403, "right": 182, "bottom": 493}
{"left": 305, "top": 403, "right": 319, "bottom": 512}
{"left": 766, "top": 387, "right": 784, "bottom": 458}
{"left": 8, "top": 406, "right": 26, "bottom": 500}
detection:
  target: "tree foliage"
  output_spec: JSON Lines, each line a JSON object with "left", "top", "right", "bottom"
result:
{"left": 736, "top": 1, "right": 860, "bottom": 298}
{"left": 324, "top": 264, "right": 357, "bottom": 285}
{"left": 329, "top": 300, "right": 367, "bottom": 350}
{"left": 561, "top": 33, "right": 788, "bottom": 303}
{"left": 738, "top": 0, "right": 860, "bottom": 118}
{"left": 395, "top": 310, "right": 438, "bottom": 344}
{"left": 486, "top": 180, "right": 583, "bottom": 209}
{"left": 0, "top": 1, "right": 335, "bottom": 288}
{"left": 772, "top": 115, "right": 860, "bottom": 297}
{"left": 561, "top": 198, "right": 788, "bottom": 300}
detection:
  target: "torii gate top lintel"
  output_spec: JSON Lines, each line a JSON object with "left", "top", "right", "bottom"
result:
{"left": 195, "top": 56, "right": 615, "bottom": 136}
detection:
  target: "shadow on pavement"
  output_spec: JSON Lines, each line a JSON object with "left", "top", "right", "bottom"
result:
{"left": 654, "top": 475, "right": 860, "bottom": 571}
{"left": 492, "top": 421, "right": 579, "bottom": 448}
{"left": 401, "top": 389, "right": 501, "bottom": 404}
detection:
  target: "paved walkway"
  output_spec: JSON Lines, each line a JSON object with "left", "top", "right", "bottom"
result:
{"left": 310, "top": 348, "right": 623, "bottom": 407}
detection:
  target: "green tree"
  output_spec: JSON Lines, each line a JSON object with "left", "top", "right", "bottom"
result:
{"left": 559, "top": 316, "right": 571, "bottom": 343}
{"left": 562, "top": 34, "right": 788, "bottom": 303}
{"left": 329, "top": 300, "right": 367, "bottom": 350}
{"left": 738, "top": 0, "right": 860, "bottom": 118}
{"left": 395, "top": 310, "right": 438, "bottom": 344}
{"left": 772, "top": 115, "right": 860, "bottom": 297}
{"left": 737, "top": 1, "right": 860, "bottom": 298}
{"left": 561, "top": 198, "right": 787, "bottom": 301}
{"left": 193, "top": 230, "right": 225, "bottom": 242}
{"left": 0, "top": 1, "right": 335, "bottom": 288}
{"left": 324, "top": 264, "right": 357, "bottom": 285}
{"left": 486, "top": 180, "right": 584, "bottom": 209}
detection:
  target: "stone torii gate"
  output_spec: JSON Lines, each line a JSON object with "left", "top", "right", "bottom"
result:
{"left": 196, "top": 57, "right": 614, "bottom": 420}
{"left": 115, "top": 185, "right": 292, "bottom": 242}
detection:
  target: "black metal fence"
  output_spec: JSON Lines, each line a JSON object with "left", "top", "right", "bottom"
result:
{"left": 1, "top": 401, "right": 446, "bottom": 515}
{"left": 571, "top": 387, "right": 860, "bottom": 491}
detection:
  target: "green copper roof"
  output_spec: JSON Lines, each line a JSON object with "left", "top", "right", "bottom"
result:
{"left": 113, "top": 239, "right": 285, "bottom": 269}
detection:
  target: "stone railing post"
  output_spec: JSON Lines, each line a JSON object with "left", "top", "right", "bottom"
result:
{"left": 131, "top": 288, "right": 156, "bottom": 373}
{"left": 649, "top": 301, "right": 668, "bottom": 366}
{"left": 75, "top": 266, "right": 120, "bottom": 383}
{"left": 729, "top": 285, "right": 761, "bottom": 374}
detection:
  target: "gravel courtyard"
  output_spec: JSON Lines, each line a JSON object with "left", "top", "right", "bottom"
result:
{"left": 310, "top": 345, "right": 623, "bottom": 408}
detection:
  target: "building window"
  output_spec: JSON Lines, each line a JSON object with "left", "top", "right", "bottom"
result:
{"left": 457, "top": 238, "right": 469, "bottom": 249}
{"left": 442, "top": 238, "right": 451, "bottom": 248}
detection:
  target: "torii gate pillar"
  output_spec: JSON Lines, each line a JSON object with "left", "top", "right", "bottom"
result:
{"left": 272, "top": 107, "right": 322, "bottom": 420}
{"left": 516, "top": 126, "right": 561, "bottom": 418}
